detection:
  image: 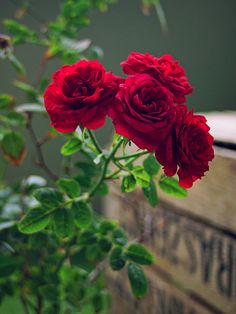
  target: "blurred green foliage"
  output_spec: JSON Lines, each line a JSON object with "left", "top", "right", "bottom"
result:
{"left": 0, "top": 1, "right": 182, "bottom": 313}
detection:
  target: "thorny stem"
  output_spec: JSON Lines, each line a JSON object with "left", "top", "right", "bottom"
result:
{"left": 105, "top": 155, "right": 138, "bottom": 180}
{"left": 87, "top": 129, "right": 103, "bottom": 155}
{"left": 63, "top": 156, "right": 72, "bottom": 175}
{"left": 113, "top": 159, "right": 128, "bottom": 172}
{"left": 88, "top": 260, "right": 107, "bottom": 282}
{"left": 88, "top": 137, "right": 124, "bottom": 197}
{"left": 115, "top": 150, "right": 149, "bottom": 160}
{"left": 37, "top": 133, "right": 51, "bottom": 146}
{"left": 26, "top": 116, "right": 58, "bottom": 181}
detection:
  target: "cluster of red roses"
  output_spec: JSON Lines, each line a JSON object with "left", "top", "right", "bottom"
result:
{"left": 44, "top": 52, "right": 214, "bottom": 188}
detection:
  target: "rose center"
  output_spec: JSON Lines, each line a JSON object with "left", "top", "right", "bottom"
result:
{"left": 72, "top": 82, "right": 93, "bottom": 97}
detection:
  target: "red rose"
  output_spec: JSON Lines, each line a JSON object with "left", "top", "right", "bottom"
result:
{"left": 155, "top": 105, "right": 214, "bottom": 188}
{"left": 121, "top": 52, "right": 193, "bottom": 103}
{"left": 108, "top": 73, "right": 176, "bottom": 151}
{"left": 121, "top": 52, "right": 158, "bottom": 75}
{"left": 44, "top": 60, "right": 121, "bottom": 132}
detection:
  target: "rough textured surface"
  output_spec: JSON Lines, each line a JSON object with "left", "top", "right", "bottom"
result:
{"left": 104, "top": 112, "right": 236, "bottom": 314}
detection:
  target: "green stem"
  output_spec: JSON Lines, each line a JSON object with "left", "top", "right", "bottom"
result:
{"left": 105, "top": 156, "right": 138, "bottom": 180}
{"left": 27, "top": 116, "right": 58, "bottom": 181}
{"left": 0, "top": 157, "right": 8, "bottom": 183}
{"left": 26, "top": 298, "right": 37, "bottom": 312}
{"left": 154, "top": 0, "right": 168, "bottom": 33}
{"left": 55, "top": 245, "right": 70, "bottom": 274}
{"left": 87, "top": 129, "right": 103, "bottom": 155}
{"left": 36, "top": 295, "right": 43, "bottom": 314}
{"left": 89, "top": 137, "right": 123, "bottom": 197}
{"left": 113, "top": 159, "right": 128, "bottom": 172}
{"left": 115, "top": 150, "right": 148, "bottom": 161}
{"left": 20, "top": 295, "right": 30, "bottom": 314}
{"left": 66, "top": 193, "right": 89, "bottom": 206}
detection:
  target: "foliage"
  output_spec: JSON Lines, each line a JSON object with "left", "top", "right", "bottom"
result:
{"left": 0, "top": 1, "right": 177, "bottom": 313}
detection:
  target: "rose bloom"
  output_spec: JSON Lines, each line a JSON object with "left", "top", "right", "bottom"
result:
{"left": 44, "top": 60, "right": 121, "bottom": 132}
{"left": 108, "top": 73, "right": 176, "bottom": 151}
{"left": 121, "top": 52, "right": 193, "bottom": 104}
{"left": 155, "top": 105, "right": 214, "bottom": 188}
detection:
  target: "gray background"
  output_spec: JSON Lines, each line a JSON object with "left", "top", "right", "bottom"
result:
{"left": 1, "top": 0, "right": 236, "bottom": 111}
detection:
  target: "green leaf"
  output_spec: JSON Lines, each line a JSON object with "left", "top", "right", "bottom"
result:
{"left": 153, "top": 0, "right": 168, "bottom": 33}
{"left": 13, "top": 81, "right": 38, "bottom": 98}
{"left": 0, "top": 221, "right": 16, "bottom": 231}
{"left": 100, "top": 220, "right": 118, "bottom": 234}
{"left": 121, "top": 175, "right": 136, "bottom": 193}
{"left": 74, "top": 174, "right": 92, "bottom": 189}
{"left": 0, "top": 111, "right": 26, "bottom": 127}
{"left": 62, "top": 50, "right": 79, "bottom": 64}
{"left": 61, "top": 137, "right": 82, "bottom": 156}
{"left": 79, "top": 230, "right": 97, "bottom": 245}
{"left": 87, "top": 46, "right": 104, "bottom": 60}
{"left": 75, "top": 160, "right": 98, "bottom": 176}
{"left": 109, "top": 246, "right": 126, "bottom": 270}
{"left": 132, "top": 166, "right": 150, "bottom": 188}
{"left": 18, "top": 206, "right": 52, "bottom": 234}
{"left": 7, "top": 53, "right": 26, "bottom": 76}
{"left": 56, "top": 178, "right": 80, "bottom": 198}
{"left": 98, "top": 237, "right": 112, "bottom": 252}
{"left": 96, "top": 181, "right": 109, "bottom": 196}
{"left": 39, "top": 284, "right": 59, "bottom": 302}
{"left": 80, "top": 304, "right": 95, "bottom": 314}
{"left": 1, "top": 131, "right": 26, "bottom": 166}
{"left": 45, "top": 43, "right": 61, "bottom": 58}
{"left": 0, "top": 126, "right": 9, "bottom": 141}
{"left": 143, "top": 154, "right": 160, "bottom": 176}
{"left": 23, "top": 175, "right": 47, "bottom": 190}
{"left": 28, "top": 233, "right": 48, "bottom": 249}
{"left": 0, "top": 255, "right": 23, "bottom": 277}
{"left": 0, "top": 93, "right": 14, "bottom": 109}
{"left": 159, "top": 176, "right": 188, "bottom": 198}
{"left": 128, "top": 263, "right": 148, "bottom": 298}
{"left": 143, "top": 180, "right": 158, "bottom": 207}
{"left": 53, "top": 208, "right": 73, "bottom": 238}
{"left": 33, "top": 187, "right": 63, "bottom": 208}
{"left": 112, "top": 227, "right": 128, "bottom": 246}
{"left": 70, "top": 248, "right": 94, "bottom": 272}
{"left": 126, "top": 244, "right": 154, "bottom": 265}
{"left": 86, "top": 244, "right": 102, "bottom": 262}
{"left": 3, "top": 19, "right": 35, "bottom": 40}
{"left": 3, "top": 19, "right": 30, "bottom": 36}
{"left": 93, "top": 290, "right": 110, "bottom": 313}
{"left": 61, "top": 37, "right": 91, "bottom": 53}
{"left": 72, "top": 201, "right": 92, "bottom": 229}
